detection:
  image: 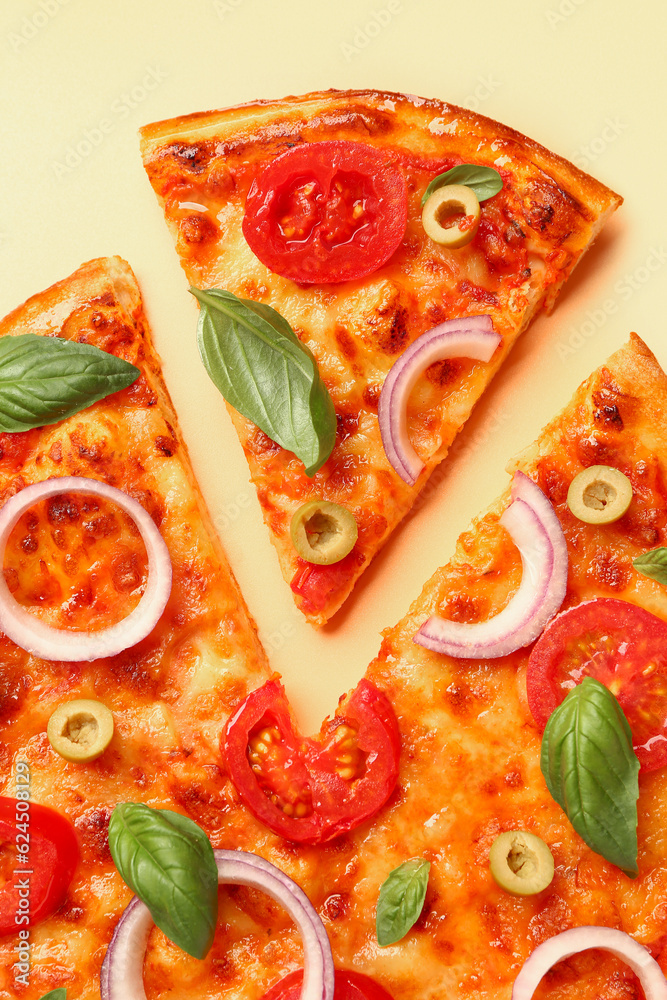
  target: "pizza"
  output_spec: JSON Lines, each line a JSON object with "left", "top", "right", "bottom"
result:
{"left": 139, "top": 87, "right": 622, "bottom": 625}
{"left": 1, "top": 95, "right": 665, "bottom": 1000}
{"left": 3, "top": 255, "right": 667, "bottom": 1000}
{"left": 336, "top": 332, "right": 667, "bottom": 999}
{"left": 0, "top": 256, "right": 276, "bottom": 997}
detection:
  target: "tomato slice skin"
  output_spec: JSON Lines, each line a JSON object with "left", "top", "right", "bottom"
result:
{"left": 260, "top": 968, "right": 395, "bottom": 1000}
{"left": 222, "top": 677, "right": 400, "bottom": 844}
{"left": 242, "top": 141, "right": 408, "bottom": 285}
{"left": 290, "top": 550, "right": 363, "bottom": 616}
{"left": 527, "top": 598, "right": 667, "bottom": 771}
{"left": 0, "top": 797, "right": 79, "bottom": 936}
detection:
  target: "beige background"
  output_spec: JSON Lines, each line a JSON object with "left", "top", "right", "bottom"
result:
{"left": 1, "top": 0, "right": 666, "bottom": 731}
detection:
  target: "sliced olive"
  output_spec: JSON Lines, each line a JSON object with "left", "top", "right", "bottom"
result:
{"left": 47, "top": 699, "right": 114, "bottom": 763}
{"left": 567, "top": 465, "right": 632, "bottom": 525}
{"left": 489, "top": 830, "right": 554, "bottom": 896}
{"left": 421, "top": 184, "right": 481, "bottom": 248}
{"left": 290, "top": 499, "right": 358, "bottom": 565}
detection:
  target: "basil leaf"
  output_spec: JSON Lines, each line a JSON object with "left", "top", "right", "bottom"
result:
{"left": 108, "top": 802, "right": 218, "bottom": 960}
{"left": 541, "top": 677, "right": 639, "bottom": 876}
{"left": 38, "top": 992, "right": 66, "bottom": 1000}
{"left": 376, "top": 858, "right": 430, "bottom": 946}
{"left": 0, "top": 333, "right": 140, "bottom": 432}
{"left": 191, "top": 287, "right": 336, "bottom": 477}
{"left": 633, "top": 547, "right": 667, "bottom": 586}
{"left": 421, "top": 164, "right": 503, "bottom": 207}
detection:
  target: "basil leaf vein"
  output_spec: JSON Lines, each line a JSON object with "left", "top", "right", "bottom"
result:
{"left": 108, "top": 802, "right": 219, "bottom": 960}
{"left": 541, "top": 677, "right": 639, "bottom": 876}
{"left": 421, "top": 163, "right": 503, "bottom": 207}
{"left": 0, "top": 333, "right": 140, "bottom": 432}
{"left": 191, "top": 287, "right": 336, "bottom": 477}
{"left": 633, "top": 547, "right": 667, "bottom": 586}
{"left": 376, "top": 857, "right": 431, "bottom": 946}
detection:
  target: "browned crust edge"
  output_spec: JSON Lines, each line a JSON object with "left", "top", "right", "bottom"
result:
{"left": 139, "top": 87, "right": 622, "bottom": 216}
{"left": 0, "top": 256, "right": 138, "bottom": 339}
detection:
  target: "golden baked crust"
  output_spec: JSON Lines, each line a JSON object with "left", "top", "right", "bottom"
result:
{"left": 140, "top": 87, "right": 621, "bottom": 626}
{"left": 139, "top": 88, "right": 618, "bottom": 222}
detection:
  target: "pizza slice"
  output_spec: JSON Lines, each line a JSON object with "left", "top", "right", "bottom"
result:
{"left": 140, "top": 87, "right": 622, "bottom": 625}
{"left": 287, "top": 332, "right": 666, "bottom": 999}
{"left": 0, "top": 256, "right": 280, "bottom": 997}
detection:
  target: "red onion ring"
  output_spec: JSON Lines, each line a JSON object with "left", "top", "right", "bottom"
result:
{"left": 414, "top": 472, "right": 567, "bottom": 658}
{"left": 100, "top": 849, "right": 335, "bottom": 1000}
{"left": 100, "top": 896, "right": 153, "bottom": 1000}
{"left": 378, "top": 316, "right": 501, "bottom": 485}
{"left": 0, "top": 477, "right": 172, "bottom": 661}
{"left": 512, "top": 926, "right": 667, "bottom": 1000}
{"left": 213, "top": 850, "right": 334, "bottom": 1000}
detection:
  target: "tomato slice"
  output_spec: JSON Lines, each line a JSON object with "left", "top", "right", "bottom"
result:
{"left": 261, "top": 969, "right": 395, "bottom": 1000}
{"left": 242, "top": 141, "right": 408, "bottom": 284}
{"left": 223, "top": 677, "right": 400, "bottom": 844}
{"left": 290, "top": 550, "right": 363, "bottom": 617}
{"left": 527, "top": 598, "right": 667, "bottom": 770}
{"left": 0, "top": 797, "right": 79, "bottom": 935}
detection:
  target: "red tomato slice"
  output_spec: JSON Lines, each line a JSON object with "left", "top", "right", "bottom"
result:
{"left": 242, "top": 141, "right": 408, "bottom": 285}
{"left": 0, "top": 797, "right": 79, "bottom": 936}
{"left": 260, "top": 969, "right": 395, "bottom": 1000}
{"left": 290, "top": 550, "right": 362, "bottom": 616}
{"left": 527, "top": 598, "right": 667, "bottom": 770}
{"left": 223, "top": 677, "right": 400, "bottom": 844}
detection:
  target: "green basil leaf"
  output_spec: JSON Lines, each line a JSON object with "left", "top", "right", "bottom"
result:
{"left": 37, "top": 992, "right": 67, "bottom": 1000}
{"left": 541, "top": 677, "right": 639, "bottom": 876}
{"left": 191, "top": 287, "right": 336, "bottom": 477}
{"left": 0, "top": 333, "right": 140, "bottom": 432}
{"left": 376, "top": 858, "right": 430, "bottom": 946}
{"left": 633, "top": 547, "right": 667, "bottom": 586}
{"left": 108, "top": 802, "right": 218, "bottom": 960}
{"left": 420, "top": 163, "right": 503, "bottom": 207}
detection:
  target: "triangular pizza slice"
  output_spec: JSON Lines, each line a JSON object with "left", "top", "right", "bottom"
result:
{"left": 140, "top": 88, "right": 621, "bottom": 625}
{"left": 0, "top": 257, "right": 276, "bottom": 996}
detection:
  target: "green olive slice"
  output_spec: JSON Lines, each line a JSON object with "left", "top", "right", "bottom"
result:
{"left": 421, "top": 184, "right": 481, "bottom": 248}
{"left": 290, "top": 499, "right": 358, "bottom": 565}
{"left": 47, "top": 699, "right": 114, "bottom": 763}
{"left": 489, "top": 830, "right": 554, "bottom": 896}
{"left": 567, "top": 465, "right": 633, "bottom": 525}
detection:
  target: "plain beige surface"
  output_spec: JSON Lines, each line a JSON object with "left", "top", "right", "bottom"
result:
{"left": 1, "top": 0, "right": 666, "bottom": 732}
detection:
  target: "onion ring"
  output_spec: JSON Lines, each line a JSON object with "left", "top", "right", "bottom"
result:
{"left": 512, "top": 926, "right": 667, "bottom": 1000}
{"left": 378, "top": 316, "right": 501, "bottom": 485}
{"left": 0, "top": 476, "right": 172, "bottom": 661}
{"left": 100, "top": 849, "right": 335, "bottom": 1000}
{"left": 414, "top": 472, "right": 567, "bottom": 658}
